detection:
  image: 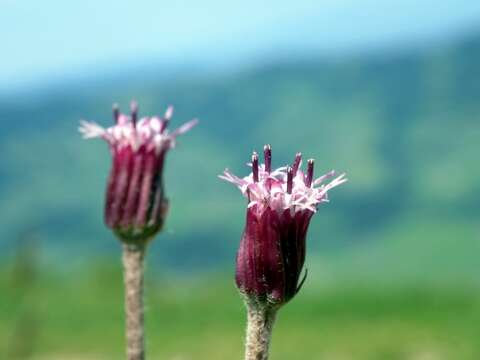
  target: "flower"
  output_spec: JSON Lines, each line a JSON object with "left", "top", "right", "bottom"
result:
{"left": 220, "top": 145, "right": 347, "bottom": 305}
{"left": 80, "top": 101, "right": 198, "bottom": 244}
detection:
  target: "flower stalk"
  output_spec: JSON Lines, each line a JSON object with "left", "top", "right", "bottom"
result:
{"left": 221, "top": 145, "right": 346, "bottom": 360}
{"left": 80, "top": 101, "right": 197, "bottom": 360}
{"left": 244, "top": 301, "right": 278, "bottom": 360}
{"left": 122, "top": 243, "right": 146, "bottom": 360}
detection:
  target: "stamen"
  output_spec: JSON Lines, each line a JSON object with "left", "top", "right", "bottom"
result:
{"left": 292, "top": 152, "right": 302, "bottom": 176}
{"left": 263, "top": 144, "right": 272, "bottom": 174}
{"left": 287, "top": 166, "right": 293, "bottom": 194}
{"left": 305, "top": 159, "right": 314, "bottom": 187}
{"left": 159, "top": 120, "right": 168, "bottom": 133}
{"left": 112, "top": 103, "right": 120, "bottom": 123}
{"left": 160, "top": 106, "right": 173, "bottom": 133}
{"left": 164, "top": 106, "right": 174, "bottom": 120}
{"left": 252, "top": 152, "right": 259, "bottom": 182}
{"left": 130, "top": 101, "right": 138, "bottom": 126}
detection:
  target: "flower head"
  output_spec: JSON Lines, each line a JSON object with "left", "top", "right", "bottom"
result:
{"left": 220, "top": 145, "right": 346, "bottom": 305}
{"left": 80, "top": 101, "right": 198, "bottom": 244}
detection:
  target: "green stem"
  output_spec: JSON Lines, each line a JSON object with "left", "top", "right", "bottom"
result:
{"left": 244, "top": 302, "right": 278, "bottom": 360}
{"left": 122, "top": 243, "right": 146, "bottom": 360}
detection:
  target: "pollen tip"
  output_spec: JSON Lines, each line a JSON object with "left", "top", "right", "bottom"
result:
{"left": 252, "top": 152, "right": 259, "bottom": 182}
{"left": 130, "top": 100, "right": 138, "bottom": 111}
{"left": 306, "top": 159, "right": 315, "bottom": 187}
{"left": 292, "top": 152, "right": 302, "bottom": 175}
{"left": 112, "top": 103, "right": 120, "bottom": 123}
{"left": 287, "top": 166, "right": 293, "bottom": 194}
{"left": 263, "top": 144, "right": 272, "bottom": 173}
{"left": 130, "top": 101, "right": 138, "bottom": 125}
{"left": 164, "top": 105, "right": 174, "bottom": 120}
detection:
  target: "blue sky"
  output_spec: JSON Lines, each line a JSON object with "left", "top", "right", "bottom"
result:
{"left": 2, "top": 0, "right": 480, "bottom": 91}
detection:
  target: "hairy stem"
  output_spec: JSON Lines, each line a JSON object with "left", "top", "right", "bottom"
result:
{"left": 122, "top": 243, "right": 146, "bottom": 360}
{"left": 244, "top": 302, "right": 278, "bottom": 360}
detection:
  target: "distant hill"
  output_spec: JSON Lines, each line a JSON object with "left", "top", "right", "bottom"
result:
{"left": 1, "top": 32, "right": 479, "bottom": 281}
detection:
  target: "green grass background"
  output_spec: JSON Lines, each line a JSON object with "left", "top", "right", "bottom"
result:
{"left": 2, "top": 258, "right": 480, "bottom": 360}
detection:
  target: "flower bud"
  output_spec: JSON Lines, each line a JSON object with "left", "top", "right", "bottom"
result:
{"left": 220, "top": 146, "right": 347, "bottom": 306}
{"left": 80, "top": 102, "right": 198, "bottom": 244}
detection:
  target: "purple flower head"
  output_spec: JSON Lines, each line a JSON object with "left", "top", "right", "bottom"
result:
{"left": 80, "top": 101, "right": 198, "bottom": 244}
{"left": 220, "top": 145, "right": 347, "bottom": 306}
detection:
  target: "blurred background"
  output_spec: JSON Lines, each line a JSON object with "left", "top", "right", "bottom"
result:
{"left": 1, "top": 1, "right": 480, "bottom": 359}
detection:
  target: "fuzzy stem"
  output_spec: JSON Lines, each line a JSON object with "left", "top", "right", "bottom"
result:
{"left": 244, "top": 302, "right": 278, "bottom": 360}
{"left": 122, "top": 243, "right": 146, "bottom": 360}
